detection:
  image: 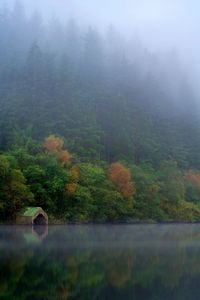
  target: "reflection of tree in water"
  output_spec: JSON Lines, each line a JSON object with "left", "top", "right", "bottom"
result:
{"left": 1, "top": 225, "right": 200, "bottom": 299}
{"left": 107, "top": 253, "right": 133, "bottom": 288}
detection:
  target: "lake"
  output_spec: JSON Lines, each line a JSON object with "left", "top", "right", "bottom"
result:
{"left": 1, "top": 224, "right": 200, "bottom": 299}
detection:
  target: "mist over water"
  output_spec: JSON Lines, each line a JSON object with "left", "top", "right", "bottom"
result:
{"left": 1, "top": 224, "right": 200, "bottom": 299}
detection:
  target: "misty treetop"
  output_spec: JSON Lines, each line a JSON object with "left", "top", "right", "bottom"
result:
{"left": 0, "top": 2, "right": 200, "bottom": 222}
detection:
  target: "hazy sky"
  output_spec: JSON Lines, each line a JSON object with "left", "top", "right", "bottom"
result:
{"left": 6, "top": 0, "right": 199, "bottom": 52}
{"left": 5, "top": 0, "right": 200, "bottom": 89}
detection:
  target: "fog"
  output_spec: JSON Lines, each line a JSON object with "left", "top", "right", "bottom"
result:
{"left": 4, "top": 0, "right": 200, "bottom": 94}
{"left": 1, "top": 0, "right": 200, "bottom": 217}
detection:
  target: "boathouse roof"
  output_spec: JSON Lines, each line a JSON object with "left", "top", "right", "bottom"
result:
{"left": 16, "top": 207, "right": 48, "bottom": 225}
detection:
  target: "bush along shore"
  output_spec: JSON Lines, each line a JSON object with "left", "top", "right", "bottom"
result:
{"left": 1, "top": 135, "right": 200, "bottom": 223}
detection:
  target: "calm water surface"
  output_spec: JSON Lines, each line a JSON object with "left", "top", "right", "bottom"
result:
{"left": 1, "top": 224, "right": 200, "bottom": 299}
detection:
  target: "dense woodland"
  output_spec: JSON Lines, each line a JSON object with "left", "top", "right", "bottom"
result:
{"left": 1, "top": 2, "right": 200, "bottom": 222}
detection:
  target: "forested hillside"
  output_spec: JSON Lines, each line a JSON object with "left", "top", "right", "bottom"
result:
{"left": 1, "top": 2, "right": 200, "bottom": 222}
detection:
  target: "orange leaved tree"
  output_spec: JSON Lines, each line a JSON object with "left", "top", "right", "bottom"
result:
{"left": 65, "top": 183, "right": 78, "bottom": 194}
{"left": 185, "top": 170, "right": 200, "bottom": 190}
{"left": 65, "top": 166, "right": 80, "bottom": 195}
{"left": 43, "top": 135, "right": 64, "bottom": 153}
{"left": 108, "top": 163, "right": 136, "bottom": 198}
{"left": 43, "top": 135, "right": 71, "bottom": 165}
{"left": 59, "top": 150, "right": 71, "bottom": 165}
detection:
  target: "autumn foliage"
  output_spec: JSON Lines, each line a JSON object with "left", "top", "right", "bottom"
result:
{"left": 43, "top": 135, "right": 64, "bottom": 153}
{"left": 108, "top": 163, "right": 136, "bottom": 198}
{"left": 44, "top": 135, "right": 71, "bottom": 165}
{"left": 65, "top": 167, "right": 80, "bottom": 195}
{"left": 59, "top": 150, "right": 71, "bottom": 165}
{"left": 69, "top": 166, "right": 79, "bottom": 183}
{"left": 185, "top": 170, "right": 200, "bottom": 190}
{"left": 65, "top": 183, "right": 78, "bottom": 194}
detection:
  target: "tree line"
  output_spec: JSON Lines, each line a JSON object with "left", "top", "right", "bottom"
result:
{"left": 0, "top": 2, "right": 200, "bottom": 221}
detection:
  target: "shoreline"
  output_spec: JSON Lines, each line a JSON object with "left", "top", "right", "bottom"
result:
{"left": 1, "top": 220, "right": 200, "bottom": 225}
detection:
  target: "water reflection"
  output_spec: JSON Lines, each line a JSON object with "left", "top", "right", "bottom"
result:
{"left": 32, "top": 225, "right": 48, "bottom": 242}
{"left": 1, "top": 224, "right": 200, "bottom": 299}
